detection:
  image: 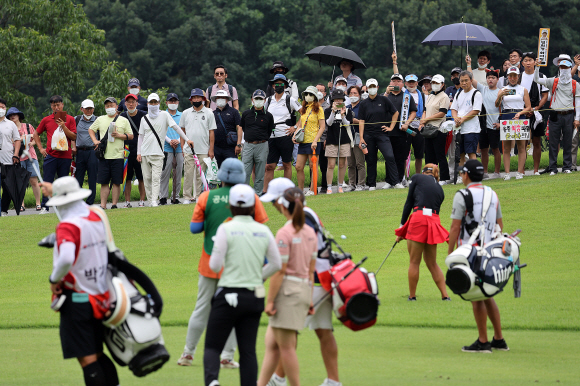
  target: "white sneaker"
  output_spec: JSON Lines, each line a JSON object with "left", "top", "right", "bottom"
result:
{"left": 534, "top": 172, "right": 541, "bottom": 176}
{"left": 1, "top": 211, "right": 8, "bottom": 216}
{"left": 515, "top": 172, "right": 524, "bottom": 180}
{"left": 319, "top": 378, "right": 343, "bottom": 386}
{"left": 394, "top": 183, "right": 405, "bottom": 189}
{"left": 503, "top": 174, "right": 511, "bottom": 181}
{"left": 177, "top": 352, "right": 193, "bottom": 366}
{"left": 220, "top": 359, "right": 240, "bottom": 369}
{"left": 483, "top": 173, "right": 490, "bottom": 180}
{"left": 326, "top": 187, "right": 333, "bottom": 195}
{"left": 208, "top": 381, "right": 220, "bottom": 386}
{"left": 39, "top": 208, "right": 49, "bottom": 214}
{"left": 138, "top": 200, "right": 145, "bottom": 207}
{"left": 151, "top": 202, "right": 158, "bottom": 207}
{"left": 341, "top": 182, "right": 348, "bottom": 188}
{"left": 305, "top": 190, "right": 315, "bottom": 196}
{"left": 123, "top": 201, "right": 132, "bottom": 208}
{"left": 549, "top": 171, "right": 557, "bottom": 176}
{"left": 267, "top": 374, "right": 287, "bottom": 386}
{"left": 133, "top": 179, "right": 139, "bottom": 186}
{"left": 439, "top": 181, "right": 447, "bottom": 186}
{"left": 355, "top": 185, "right": 364, "bottom": 191}
{"left": 492, "top": 172, "right": 501, "bottom": 179}
{"left": 382, "top": 183, "right": 392, "bottom": 189}
{"left": 369, "top": 186, "right": 376, "bottom": 191}
{"left": 564, "top": 170, "right": 572, "bottom": 174}
{"left": 456, "top": 176, "right": 463, "bottom": 184}
{"left": 183, "top": 199, "right": 191, "bottom": 205}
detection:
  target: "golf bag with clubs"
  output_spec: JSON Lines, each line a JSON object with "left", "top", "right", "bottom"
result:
{"left": 306, "top": 212, "right": 379, "bottom": 331}
{"left": 445, "top": 187, "right": 526, "bottom": 301}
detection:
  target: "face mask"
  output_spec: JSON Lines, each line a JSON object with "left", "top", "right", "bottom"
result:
{"left": 129, "top": 88, "right": 140, "bottom": 95}
{"left": 513, "top": 61, "right": 520, "bottom": 68}
{"left": 478, "top": 63, "right": 488, "bottom": 69}
{"left": 83, "top": 114, "right": 93, "bottom": 120}
{"left": 304, "top": 95, "right": 315, "bottom": 103}
{"left": 452, "top": 77, "right": 460, "bottom": 86}
{"left": 127, "top": 108, "right": 136, "bottom": 114}
{"left": 368, "top": 88, "right": 378, "bottom": 96}
{"left": 216, "top": 99, "right": 227, "bottom": 108}
{"left": 0, "top": 109, "right": 5, "bottom": 118}
{"left": 274, "top": 86, "right": 285, "bottom": 94}
{"left": 406, "top": 87, "right": 417, "bottom": 93}
{"left": 192, "top": 101, "right": 203, "bottom": 108}
{"left": 253, "top": 99, "right": 265, "bottom": 108}
{"left": 559, "top": 68, "right": 572, "bottom": 84}
{"left": 167, "top": 103, "right": 179, "bottom": 111}
{"left": 336, "top": 85, "right": 347, "bottom": 92}
{"left": 350, "top": 96, "right": 359, "bottom": 103}
{"left": 361, "top": 92, "right": 369, "bottom": 100}
{"left": 148, "top": 105, "right": 160, "bottom": 118}
{"left": 431, "top": 84, "right": 442, "bottom": 92}
{"left": 105, "top": 108, "right": 117, "bottom": 116}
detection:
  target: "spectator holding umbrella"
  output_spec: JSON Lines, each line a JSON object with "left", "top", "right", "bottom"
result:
{"left": 395, "top": 164, "right": 450, "bottom": 301}
{"left": 347, "top": 85, "right": 366, "bottom": 191}
{"left": 495, "top": 67, "right": 531, "bottom": 180}
{"left": 466, "top": 50, "right": 492, "bottom": 85}
{"left": 0, "top": 98, "right": 22, "bottom": 216}
{"left": 324, "top": 89, "right": 353, "bottom": 194}
{"left": 7, "top": 107, "right": 41, "bottom": 211}
{"left": 327, "top": 59, "right": 363, "bottom": 92}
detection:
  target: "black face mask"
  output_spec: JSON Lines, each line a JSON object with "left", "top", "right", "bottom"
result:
{"left": 452, "top": 77, "right": 460, "bottom": 86}
{"left": 192, "top": 101, "right": 203, "bottom": 108}
{"left": 274, "top": 86, "right": 285, "bottom": 94}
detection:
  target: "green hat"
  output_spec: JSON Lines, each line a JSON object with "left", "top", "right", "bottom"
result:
{"left": 301, "top": 85, "right": 320, "bottom": 101}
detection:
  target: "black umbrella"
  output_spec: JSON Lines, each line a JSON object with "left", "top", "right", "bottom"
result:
{"left": 422, "top": 23, "right": 502, "bottom": 47}
{"left": 305, "top": 45, "right": 367, "bottom": 69}
{"left": 1, "top": 165, "right": 31, "bottom": 215}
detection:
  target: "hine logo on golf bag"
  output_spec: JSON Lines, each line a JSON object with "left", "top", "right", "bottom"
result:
{"left": 491, "top": 264, "right": 512, "bottom": 284}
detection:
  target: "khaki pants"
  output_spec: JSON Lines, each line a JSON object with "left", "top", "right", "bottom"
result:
{"left": 141, "top": 154, "right": 164, "bottom": 206}
{"left": 183, "top": 152, "right": 207, "bottom": 201}
{"left": 347, "top": 145, "right": 366, "bottom": 187}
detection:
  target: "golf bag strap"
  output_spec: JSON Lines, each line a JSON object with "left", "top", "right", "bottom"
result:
{"left": 480, "top": 186, "right": 493, "bottom": 223}
{"left": 143, "top": 116, "right": 164, "bottom": 153}
{"left": 89, "top": 206, "right": 118, "bottom": 252}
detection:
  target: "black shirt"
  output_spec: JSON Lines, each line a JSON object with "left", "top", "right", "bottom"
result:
{"left": 357, "top": 95, "right": 398, "bottom": 134}
{"left": 324, "top": 108, "right": 353, "bottom": 145}
{"left": 401, "top": 173, "right": 445, "bottom": 225}
{"left": 214, "top": 105, "right": 241, "bottom": 148}
{"left": 240, "top": 107, "right": 275, "bottom": 142}
{"left": 117, "top": 95, "right": 148, "bottom": 113}
{"left": 121, "top": 109, "right": 147, "bottom": 149}
{"left": 387, "top": 92, "right": 418, "bottom": 137}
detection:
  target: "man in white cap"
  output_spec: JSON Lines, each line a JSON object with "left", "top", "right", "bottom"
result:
{"left": 534, "top": 55, "right": 580, "bottom": 174}
{"left": 137, "top": 93, "right": 194, "bottom": 206}
{"left": 41, "top": 176, "right": 119, "bottom": 386}
{"left": 74, "top": 99, "right": 99, "bottom": 205}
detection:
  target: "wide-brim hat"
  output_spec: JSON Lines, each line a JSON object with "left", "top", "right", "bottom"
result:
{"left": 269, "top": 74, "right": 289, "bottom": 86}
{"left": 6, "top": 107, "right": 24, "bottom": 121}
{"left": 217, "top": 158, "right": 245, "bottom": 184}
{"left": 553, "top": 54, "right": 572, "bottom": 67}
{"left": 210, "top": 89, "right": 233, "bottom": 102}
{"left": 46, "top": 176, "right": 91, "bottom": 206}
{"left": 418, "top": 75, "right": 432, "bottom": 87}
{"left": 270, "top": 61, "right": 289, "bottom": 74}
{"left": 302, "top": 86, "right": 320, "bottom": 101}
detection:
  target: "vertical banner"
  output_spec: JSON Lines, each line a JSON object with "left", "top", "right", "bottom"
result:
{"left": 391, "top": 21, "right": 397, "bottom": 54}
{"left": 537, "top": 28, "right": 550, "bottom": 67}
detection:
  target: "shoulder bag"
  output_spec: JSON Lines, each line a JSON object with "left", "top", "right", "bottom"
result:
{"left": 143, "top": 116, "right": 167, "bottom": 169}
{"left": 293, "top": 109, "right": 313, "bottom": 143}
{"left": 95, "top": 116, "right": 118, "bottom": 159}
{"left": 217, "top": 111, "right": 238, "bottom": 146}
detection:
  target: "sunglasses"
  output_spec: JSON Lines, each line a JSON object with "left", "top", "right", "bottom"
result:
{"left": 304, "top": 93, "right": 315, "bottom": 97}
{"left": 522, "top": 52, "right": 534, "bottom": 57}
{"left": 215, "top": 72, "right": 225, "bottom": 76}
{"left": 274, "top": 83, "right": 285, "bottom": 87}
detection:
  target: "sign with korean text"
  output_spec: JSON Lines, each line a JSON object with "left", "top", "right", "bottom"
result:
{"left": 537, "top": 28, "right": 550, "bottom": 67}
{"left": 500, "top": 119, "right": 530, "bottom": 140}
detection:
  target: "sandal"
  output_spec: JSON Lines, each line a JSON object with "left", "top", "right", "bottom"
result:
{"left": 36, "top": 205, "right": 42, "bottom": 211}
{"left": 20, "top": 206, "right": 25, "bottom": 212}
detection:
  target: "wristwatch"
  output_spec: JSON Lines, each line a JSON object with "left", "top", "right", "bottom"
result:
{"left": 236, "top": 144, "right": 242, "bottom": 148}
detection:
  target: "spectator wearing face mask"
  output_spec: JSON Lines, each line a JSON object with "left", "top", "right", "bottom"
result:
{"left": 445, "top": 67, "right": 463, "bottom": 104}
{"left": 206, "top": 65, "right": 240, "bottom": 111}
{"left": 72, "top": 99, "right": 98, "bottom": 206}
{"left": 534, "top": 55, "right": 580, "bottom": 174}
{"left": 347, "top": 85, "right": 366, "bottom": 191}
{"left": 327, "top": 59, "right": 363, "bottom": 92}
{"left": 265, "top": 61, "right": 299, "bottom": 99}
{"left": 419, "top": 75, "right": 432, "bottom": 96}
{"left": 159, "top": 93, "right": 184, "bottom": 205}
{"left": 117, "top": 78, "right": 148, "bottom": 112}
{"left": 316, "top": 84, "right": 331, "bottom": 110}
{"left": 314, "top": 85, "right": 330, "bottom": 195}
{"left": 88, "top": 97, "right": 133, "bottom": 209}
{"left": 467, "top": 50, "right": 492, "bottom": 85}
{"left": 212, "top": 90, "right": 242, "bottom": 168}
{"left": 330, "top": 76, "right": 352, "bottom": 107}
{"left": 324, "top": 90, "right": 353, "bottom": 194}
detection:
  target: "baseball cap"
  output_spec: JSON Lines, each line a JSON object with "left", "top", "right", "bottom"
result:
{"left": 366, "top": 78, "right": 379, "bottom": 87}
{"left": 104, "top": 97, "right": 117, "bottom": 105}
{"left": 391, "top": 73, "right": 404, "bottom": 81}
{"left": 166, "top": 93, "right": 179, "bottom": 101}
{"left": 405, "top": 74, "right": 418, "bottom": 82}
{"left": 431, "top": 74, "right": 445, "bottom": 84}
{"left": 461, "top": 160, "right": 485, "bottom": 181}
{"left": 189, "top": 88, "right": 205, "bottom": 99}
{"left": 81, "top": 99, "right": 94, "bottom": 109}
{"left": 125, "top": 93, "right": 138, "bottom": 101}
{"left": 128, "top": 78, "right": 140, "bottom": 87}
{"left": 260, "top": 177, "right": 295, "bottom": 202}
{"left": 451, "top": 67, "right": 462, "bottom": 75}
{"left": 334, "top": 76, "right": 347, "bottom": 85}
{"left": 330, "top": 89, "right": 346, "bottom": 101}
{"left": 506, "top": 66, "right": 520, "bottom": 75}
{"left": 252, "top": 89, "right": 266, "bottom": 99}
{"left": 217, "top": 158, "right": 246, "bottom": 184}
{"left": 229, "top": 184, "right": 255, "bottom": 208}
{"left": 147, "top": 93, "right": 160, "bottom": 102}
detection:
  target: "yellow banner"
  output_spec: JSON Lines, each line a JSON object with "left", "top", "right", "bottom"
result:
{"left": 537, "top": 28, "right": 550, "bottom": 67}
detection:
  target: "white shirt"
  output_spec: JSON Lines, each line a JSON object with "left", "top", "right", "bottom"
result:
{"left": 476, "top": 83, "right": 500, "bottom": 129}
{"left": 265, "top": 94, "right": 301, "bottom": 137}
{"left": 501, "top": 84, "right": 525, "bottom": 110}
{"left": 0, "top": 118, "right": 20, "bottom": 165}
{"left": 180, "top": 106, "right": 216, "bottom": 154}
{"left": 138, "top": 111, "right": 178, "bottom": 156}
{"left": 473, "top": 68, "right": 487, "bottom": 85}
{"left": 521, "top": 72, "right": 548, "bottom": 96}
{"left": 451, "top": 87, "right": 483, "bottom": 134}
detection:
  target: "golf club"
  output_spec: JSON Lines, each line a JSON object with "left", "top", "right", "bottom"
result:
{"left": 22, "top": 149, "right": 61, "bottom": 220}
{"left": 313, "top": 256, "right": 368, "bottom": 309}
{"left": 375, "top": 240, "right": 398, "bottom": 275}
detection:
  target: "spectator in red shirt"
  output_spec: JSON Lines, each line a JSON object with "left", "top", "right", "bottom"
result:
{"left": 33, "top": 95, "right": 77, "bottom": 214}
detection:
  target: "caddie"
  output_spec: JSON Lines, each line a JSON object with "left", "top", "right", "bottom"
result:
{"left": 42, "top": 177, "right": 119, "bottom": 386}
{"left": 447, "top": 160, "right": 508, "bottom": 353}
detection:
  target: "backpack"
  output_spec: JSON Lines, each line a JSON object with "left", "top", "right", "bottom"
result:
{"left": 207, "top": 84, "right": 233, "bottom": 101}
{"left": 265, "top": 94, "right": 298, "bottom": 126}
{"left": 455, "top": 88, "right": 486, "bottom": 130}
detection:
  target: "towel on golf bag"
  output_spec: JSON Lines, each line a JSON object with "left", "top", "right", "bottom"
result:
{"left": 445, "top": 232, "right": 523, "bottom": 302}
{"left": 327, "top": 259, "right": 379, "bottom": 331}
{"left": 103, "top": 253, "right": 170, "bottom": 377}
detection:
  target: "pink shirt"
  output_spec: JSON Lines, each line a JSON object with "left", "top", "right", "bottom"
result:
{"left": 275, "top": 221, "right": 318, "bottom": 279}
{"left": 18, "top": 123, "right": 38, "bottom": 161}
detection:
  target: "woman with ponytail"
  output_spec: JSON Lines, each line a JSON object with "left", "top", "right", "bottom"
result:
{"left": 395, "top": 164, "right": 451, "bottom": 301}
{"left": 257, "top": 187, "right": 318, "bottom": 386}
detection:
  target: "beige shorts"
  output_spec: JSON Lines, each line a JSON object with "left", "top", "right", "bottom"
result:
{"left": 269, "top": 279, "right": 312, "bottom": 331}
{"left": 305, "top": 285, "right": 333, "bottom": 330}
{"left": 325, "top": 143, "right": 351, "bottom": 158}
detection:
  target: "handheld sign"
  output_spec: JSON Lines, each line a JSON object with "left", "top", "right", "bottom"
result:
{"left": 537, "top": 28, "right": 550, "bottom": 67}
{"left": 391, "top": 21, "right": 397, "bottom": 54}
{"left": 500, "top": 119, "right": 530, "bottom": 141}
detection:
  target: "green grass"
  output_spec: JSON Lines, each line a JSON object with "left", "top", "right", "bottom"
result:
{"left": 1, "top": 171, "right": 579, "bottom": 384}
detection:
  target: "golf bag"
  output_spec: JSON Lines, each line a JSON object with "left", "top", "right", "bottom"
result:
{"left": 329, "top": 258, "right": 379, "bottom": 331}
